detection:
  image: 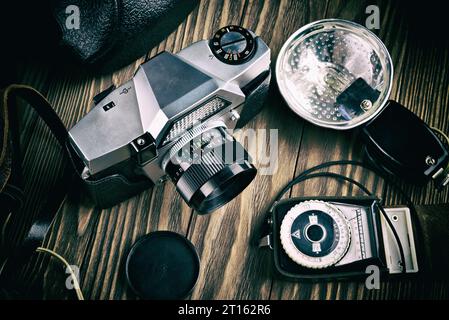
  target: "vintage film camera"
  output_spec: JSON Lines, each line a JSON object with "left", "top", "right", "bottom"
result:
{"left": 67, "top": 26, "right": 271, "bottom": 213}
{"left": 261, "top": 197, "right": 418, "bottom": 280}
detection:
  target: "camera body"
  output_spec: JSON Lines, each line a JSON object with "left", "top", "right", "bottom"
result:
{"left": 264, "top": 197, "right": 418, "bottom": 280}
{"left": 67, "top": 26, "right": 271, "bottom": 213}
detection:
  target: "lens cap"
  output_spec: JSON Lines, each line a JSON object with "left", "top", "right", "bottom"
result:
{"left": 125, "top": 231, "right": 200, "bottom": 300}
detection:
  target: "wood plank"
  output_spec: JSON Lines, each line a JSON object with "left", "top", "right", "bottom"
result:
{"left": 7, "top": 0, "right": 449, "bottom": 300}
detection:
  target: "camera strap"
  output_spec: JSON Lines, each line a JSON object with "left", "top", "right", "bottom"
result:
{"left": 0, "top": 84, "right": 75, "bottom": 296}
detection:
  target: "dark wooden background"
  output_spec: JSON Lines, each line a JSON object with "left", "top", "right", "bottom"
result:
{"left": 7, "top": 0, "right": 449, "bottom": 299}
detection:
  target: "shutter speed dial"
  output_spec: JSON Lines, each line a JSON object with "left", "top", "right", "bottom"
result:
{"left": 210, "top": 25, "right": 256, "bottom": 65}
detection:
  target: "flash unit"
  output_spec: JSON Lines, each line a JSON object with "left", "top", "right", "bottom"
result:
{"left": 276, "top": 19, "right": 449, "bottom": 188}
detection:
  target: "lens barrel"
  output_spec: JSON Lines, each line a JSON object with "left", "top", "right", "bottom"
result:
{"left": 165, "top": 127, "right": 256, "bottom": 214}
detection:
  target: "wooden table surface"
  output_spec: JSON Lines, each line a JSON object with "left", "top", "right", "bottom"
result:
{"left": 9, "top": 0, "right": 449, "bottom": 299}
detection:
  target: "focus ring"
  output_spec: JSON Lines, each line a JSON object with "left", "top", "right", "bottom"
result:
{"left": 175, "top": 151, "right": 226, "bottom": 202}
{"left": 161, "top": 121, "right": 225, "bottom": 171}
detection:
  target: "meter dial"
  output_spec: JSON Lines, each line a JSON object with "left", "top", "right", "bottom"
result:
{"left": 280, "top": 200, "right": 351, "bottom": 269}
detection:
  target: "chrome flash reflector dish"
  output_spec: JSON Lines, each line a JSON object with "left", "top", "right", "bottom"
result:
{"left": 276, "top": 19, "right": 393, "bottom": 130}
{"left": 280, "top": 200, "right": 351, "bottom": 269}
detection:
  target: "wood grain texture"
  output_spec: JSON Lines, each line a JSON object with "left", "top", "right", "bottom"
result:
{"left": 7, "top": 0, "right": 449, "bottom": 300}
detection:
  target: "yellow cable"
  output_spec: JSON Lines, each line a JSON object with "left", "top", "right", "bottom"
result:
{"left": 1, "top": 212, "right": 12, "bottom": 247}
{"left": 0, "top": 258, "right": 8, "bottom": 277}
{"left": 35, "top": 247, "right": 84, "bottom": 300}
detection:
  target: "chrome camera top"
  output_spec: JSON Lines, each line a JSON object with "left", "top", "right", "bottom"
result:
{"left": 68, "top": 25, "right": 271, "bottom": 213}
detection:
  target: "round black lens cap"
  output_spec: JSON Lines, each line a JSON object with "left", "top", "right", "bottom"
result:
{"left": 125, "top": 231, "right": 200, "bottom": 300}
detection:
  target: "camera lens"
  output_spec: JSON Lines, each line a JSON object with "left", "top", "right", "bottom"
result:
{"left": 164, "top": 126, "right": 256, "bottom": 214}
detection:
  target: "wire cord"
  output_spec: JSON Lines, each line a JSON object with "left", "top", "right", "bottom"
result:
{"left": 431, "top": 127, "right": 449, "bottom": 147}
{"left": 35, "top": 247, "right": 84, "bottom": 300}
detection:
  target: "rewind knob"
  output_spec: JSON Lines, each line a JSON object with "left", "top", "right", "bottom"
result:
{"left": 210, "top": 25, "right": 256, "bottom": 65}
